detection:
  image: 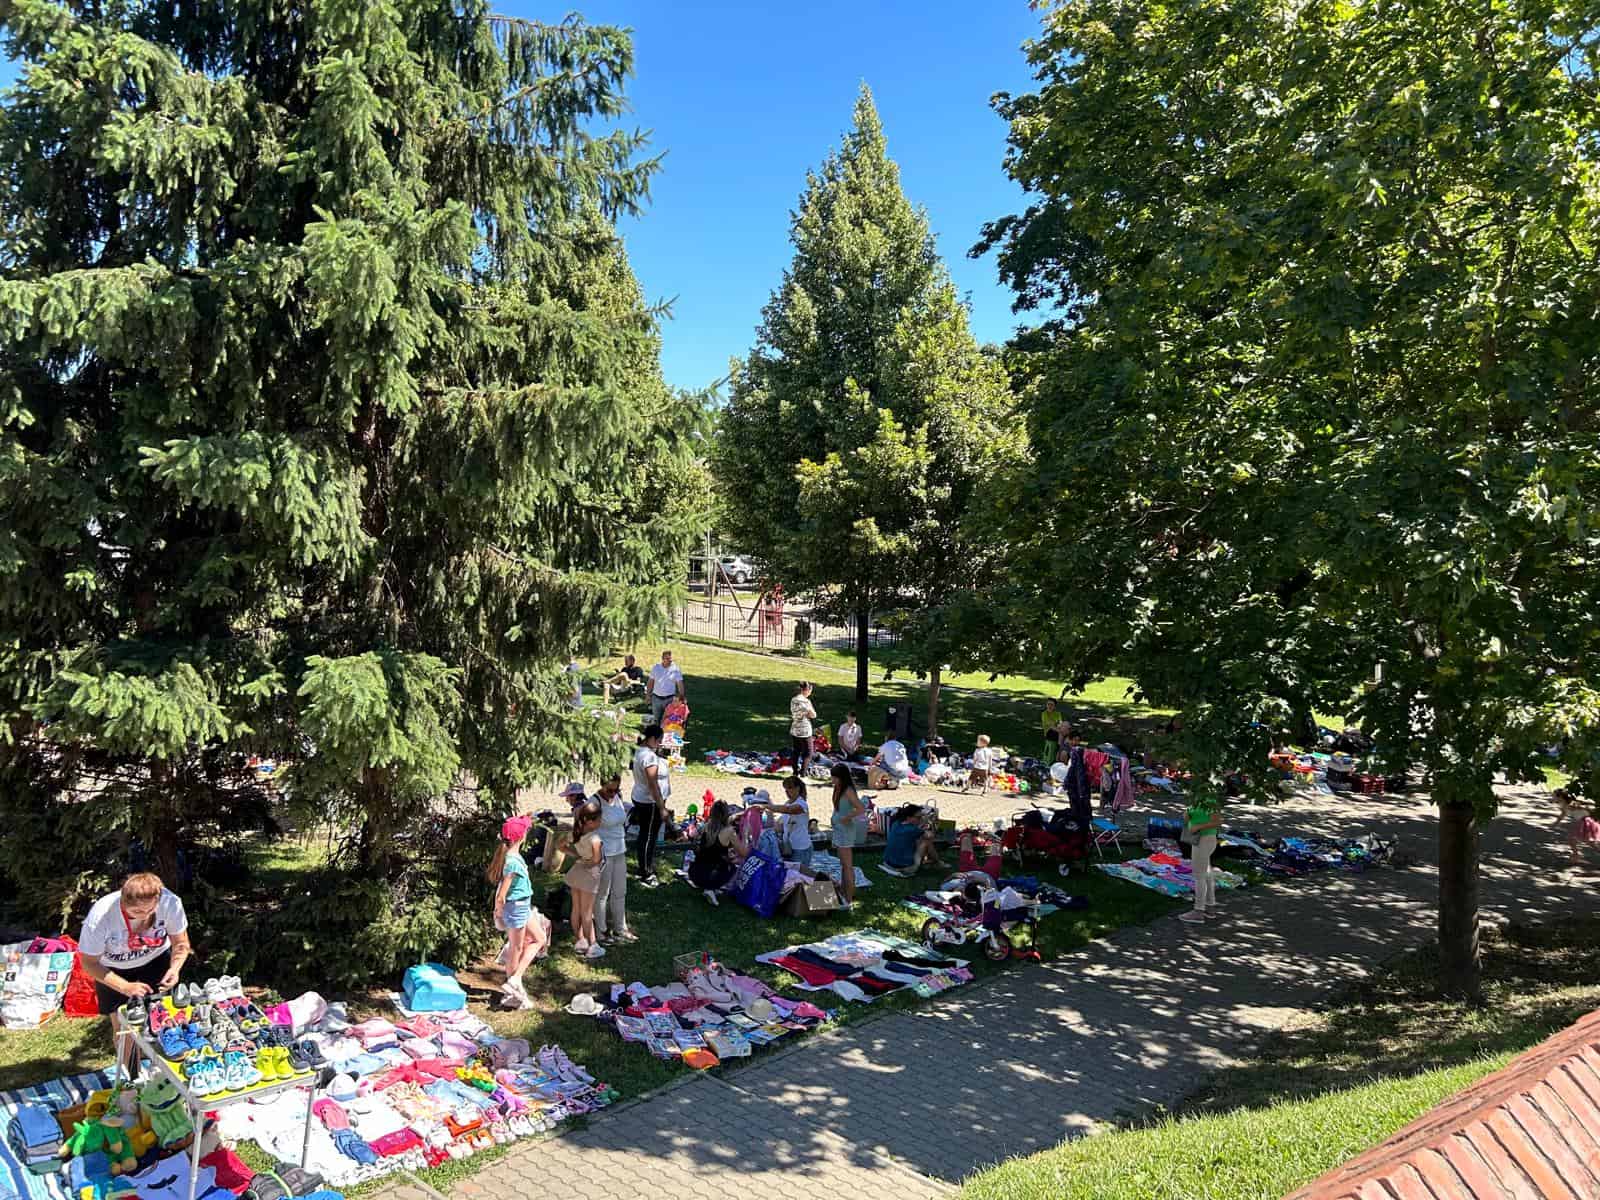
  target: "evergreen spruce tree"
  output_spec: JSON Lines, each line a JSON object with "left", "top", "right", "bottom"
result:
{"left": 0, "top": 0, "right": 701, "bottom": 972}
{"left": 715, "top": 85, "right": 1014, "bottom": 709}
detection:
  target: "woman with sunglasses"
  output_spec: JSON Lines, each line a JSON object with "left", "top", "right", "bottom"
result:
{"left": 78, "top": 873, "right": 191, "bottom": 1067}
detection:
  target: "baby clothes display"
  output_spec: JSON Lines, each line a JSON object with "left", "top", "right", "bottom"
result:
{"left": 756, "top": 931, "right": 973, "bottom": 1003}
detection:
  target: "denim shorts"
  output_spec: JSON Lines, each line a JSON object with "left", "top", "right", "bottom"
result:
{"left": 502, "top": 897, "right": 531, "bottom": 929}
{"left": 785, "top": 846, "right": 814, "bottom": 869}
{"left": 831, "top": 821, "right": 862, "bottom": 850}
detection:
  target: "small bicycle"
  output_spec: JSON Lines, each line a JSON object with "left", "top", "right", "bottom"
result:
{"left": 918, "top": 901, "right": 1041, "bottom": 963}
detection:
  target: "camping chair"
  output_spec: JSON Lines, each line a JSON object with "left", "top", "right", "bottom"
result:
{"left": 1090, "top": 817, "right": 1122, "bottom": 859}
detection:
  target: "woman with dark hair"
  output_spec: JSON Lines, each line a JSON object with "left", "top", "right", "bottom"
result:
{"left": 687, "top": 800, "right": 747, "bottom": 905}
{"left": 829, "top": 763, "right": 868, "bottom": 911}
{"left": 631, "top": 723, "right": 671, "bottom": 887}
{"left": 761, "top": 775, "right": 814, "bottom": 867}
{"left": 882, "top": 803, "right": 942, "bottom": 876}
{"left": 789, "top": 681, "right": 818, "bottom": 777}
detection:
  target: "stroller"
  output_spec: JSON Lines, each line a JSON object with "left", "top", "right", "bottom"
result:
{"left": 1001, "top": 805, "right": 1089, "bottom": 876}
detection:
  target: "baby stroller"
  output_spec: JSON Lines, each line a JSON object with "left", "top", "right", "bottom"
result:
{"left": 1001, "top": 805, "right": 1089, "bottom": 876}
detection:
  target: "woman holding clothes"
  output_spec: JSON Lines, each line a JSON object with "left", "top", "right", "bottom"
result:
{"left": 592, "top": 772, "right": 636, "bottom": 945}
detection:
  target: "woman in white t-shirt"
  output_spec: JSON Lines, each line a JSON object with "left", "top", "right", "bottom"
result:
{"left": 78, "top": 873, "right": 192, "bottom": 1068}
{"left": 788, "top": 681, "right": 817, "bottom": 778}
{"left": 761, "top": 775, "right": 815, "bottom": 868}
{"left": 631, "top": 724, "right": 671, "bottom": 886}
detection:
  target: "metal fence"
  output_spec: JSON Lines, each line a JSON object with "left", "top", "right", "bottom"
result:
{"left": 671, "top": 600, "right": 896, "bottom": 651}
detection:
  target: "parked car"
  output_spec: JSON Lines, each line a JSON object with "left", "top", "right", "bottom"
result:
{"left": 718, "top": 555, "right": 757, "bottom": 585}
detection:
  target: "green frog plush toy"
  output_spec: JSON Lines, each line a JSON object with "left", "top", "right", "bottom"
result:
{"left": 139, "top": 1075, "right": 193, "bottom": 1149}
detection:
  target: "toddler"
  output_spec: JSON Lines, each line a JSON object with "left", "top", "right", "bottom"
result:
{"left": 966, "top": 735, "right": 994, "bottom": 794}
{"left": 1556, "top": 789, "right": 1599, "bottom": 868}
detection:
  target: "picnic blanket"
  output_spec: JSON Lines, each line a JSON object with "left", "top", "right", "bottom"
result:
{"left": 1099, "top": 857, "right": 1246, "bottom": 897}
{"left": 0, "top": 1070, "right": 114, "bottom": 1200}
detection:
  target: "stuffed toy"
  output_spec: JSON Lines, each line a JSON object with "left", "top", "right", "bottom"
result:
{"left": 139, "top": 1075, "right": 193, "bottom": 1149}
{"left": 60, "top": 1114, "right": 137, "bottom": 1176}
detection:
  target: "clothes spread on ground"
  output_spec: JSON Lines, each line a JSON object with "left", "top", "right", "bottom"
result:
{"left": 757, "top": 930, "right": 973, "bottom": 1003}
{"left": 580, "top": 963, "right": 831, "bottom": 1066}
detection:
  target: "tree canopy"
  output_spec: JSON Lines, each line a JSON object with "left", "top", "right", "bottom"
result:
{"left": 716, "top": 84, "right": 1016, "bottom": 707}
{"left": 981, "top": 0, "right": 1600, "bottom": 996}
{"left": 0, "top": 0, "right": 702, "bottom": 976}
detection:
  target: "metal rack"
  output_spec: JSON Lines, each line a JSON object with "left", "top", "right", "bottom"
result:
{"left": 115, "top": 1021, "right": 316, "bottom": 1200}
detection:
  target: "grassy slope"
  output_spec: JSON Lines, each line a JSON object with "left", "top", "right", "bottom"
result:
{"left": 601, "top": 638, "right": 1167, "bottom": 766}
{"left": 959, "top": 918, "right": 1600, "bottom": 1200}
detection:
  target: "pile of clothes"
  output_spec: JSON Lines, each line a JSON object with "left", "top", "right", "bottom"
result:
{"left": 217, "top": 1006, "right": 612, "bottom": 1187}
{"left": 1100, "top": 849, "right": 1248, "bottom": 898}
{"left": 580, "top": 962, "right": 832, "bottom": 1067}
{"left": 757, "top": 930, "right": 973, "bottom": 1003}
{"left": 1259, "top": 835, "right": 1394, "bottom": 876}
{"left": 902, "top": 875, "right": 1086, "bottom": 927}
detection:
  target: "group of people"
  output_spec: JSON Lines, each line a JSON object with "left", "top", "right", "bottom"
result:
{"left": 787, "top": 681, "right": 917, "bottom": 789}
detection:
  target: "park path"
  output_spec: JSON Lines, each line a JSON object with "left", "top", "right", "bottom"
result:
{"left": 383, "top": 786, "right": 1593, "bottom": 1200}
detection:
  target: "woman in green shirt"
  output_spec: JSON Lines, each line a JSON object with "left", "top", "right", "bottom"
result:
{"left": 1180, "top": 796, "right": 1224, "bottom": 923}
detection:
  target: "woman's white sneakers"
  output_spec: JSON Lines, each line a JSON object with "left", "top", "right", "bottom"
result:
{"left": 703, "top": 890, "right": 720, "bottom": 906}
{"left": 1179, "top": 911, "right": 1208, "bottom": 923}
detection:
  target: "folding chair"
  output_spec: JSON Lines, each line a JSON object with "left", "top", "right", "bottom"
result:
{"left": 1090, "top": 816, "right": 1122, "bottom": 859}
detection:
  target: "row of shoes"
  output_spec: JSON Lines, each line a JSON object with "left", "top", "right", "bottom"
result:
{"left": 182, "top": 1044, "right": 304, "bottom": 1096}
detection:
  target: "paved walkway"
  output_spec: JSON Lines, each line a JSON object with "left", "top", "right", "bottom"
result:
{"left": 383, "top": 785, "right": 1592, "bottom": 1200}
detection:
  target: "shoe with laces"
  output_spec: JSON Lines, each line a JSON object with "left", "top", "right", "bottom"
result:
{"left": 584, "top": 942, "right": 607, "bottom": 960}
{"left": 122, "top": 993, "right": 147, "bottom": 1028}
{"left": 157, "top": 1026, "right": 188, "bottom": 1060}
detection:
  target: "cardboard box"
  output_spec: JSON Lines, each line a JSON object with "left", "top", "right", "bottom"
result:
{"left": 782, "top": 879, "right": 841, "bottom": 918}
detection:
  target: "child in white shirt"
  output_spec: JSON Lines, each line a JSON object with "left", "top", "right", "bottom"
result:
{"left": 967, "top": 735, "right": 995, "bottom": 794}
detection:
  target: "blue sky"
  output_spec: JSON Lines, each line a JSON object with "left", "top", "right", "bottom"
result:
{"left": 576, "top": 0, "right": 1045, "bottom": 392}
{"left": 2, "top": 2, "right": 1045, "bottom": 392}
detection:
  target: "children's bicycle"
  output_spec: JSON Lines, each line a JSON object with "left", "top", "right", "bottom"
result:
{"left": 918, "top": 901, "right": 1041, "bottom": 963}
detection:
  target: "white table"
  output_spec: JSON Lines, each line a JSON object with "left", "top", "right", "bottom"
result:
{"left": 115, "top": 1022, "right": 316, "bottom": 1200}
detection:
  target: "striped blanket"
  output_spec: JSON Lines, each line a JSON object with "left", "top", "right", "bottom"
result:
{"left": 0, "top": 1070, "right": 114, "bottom": 1200}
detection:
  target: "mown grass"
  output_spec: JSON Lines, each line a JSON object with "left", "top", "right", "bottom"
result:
{"left": 595, "top": 638, "right": 1168, "bottom": 769}
{"left": 0, "top": 838, "right": 1182, "bottom": 1103}
{"left": 958, "top": 917, "right": 1600, "bottom": 1200}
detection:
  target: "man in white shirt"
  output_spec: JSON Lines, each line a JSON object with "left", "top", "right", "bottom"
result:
{"left": 648, "top": 650, "right": 684, "bottom": 725}
{"left": 837, "top": 711, "right": 863, "bottom": 760}
{"left": 869, "top": 735, "right": 912, "bottom": 789}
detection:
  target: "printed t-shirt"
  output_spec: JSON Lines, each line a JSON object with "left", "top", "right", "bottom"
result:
{"left": 783, "top": 798, "right": 812, "bottom": 852}
{"left": 78, "top": 889, "right": 187, "bottom": 970}
{"left": 789, "top": 694, "right": 815, "bottom": 738}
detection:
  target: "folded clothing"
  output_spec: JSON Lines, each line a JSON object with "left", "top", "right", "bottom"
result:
{"left": 13, "top": 1102, "right": 61, "bottom": 1152}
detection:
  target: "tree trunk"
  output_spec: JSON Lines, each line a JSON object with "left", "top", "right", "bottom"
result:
{"left": 927, "top": 665, "right": 942, "bottom": 739}
{"left": 854, "top": 608, "right": 870, "bottom": 705}
{"left": 1437, "top": 800, "right": 1481, "bottom": 1001}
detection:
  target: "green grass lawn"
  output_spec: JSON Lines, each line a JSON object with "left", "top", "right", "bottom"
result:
{"left": 596, "top": 638, "right": 1169, "bottom": 767}
{"left": 959, "top": 917, "right": 1600, "bottom": 1200}
{"left": 0, "top": 837, "right": 1182, "bottom": 1102}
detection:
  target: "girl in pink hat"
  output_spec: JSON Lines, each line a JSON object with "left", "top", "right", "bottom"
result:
{"left": 487, "top": 814, "right": 544, "bottom": 1008}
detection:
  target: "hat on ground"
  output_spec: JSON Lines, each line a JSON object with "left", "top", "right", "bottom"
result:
{"left": 559, "top": 781, "right": 587, "bottom": 799}
{"left": 565, "top": 993, "right": 603, "bottom": 1017}
{"left": 755, "top": 789, "right": 771, "bottom": 804}
{"left": 745, "top": 998, "right": 775, "bottom": 1022}
{"left": 328, "top": 1073, "right": 358, "bottom": 1102}
{"left": 501, "top": 814, "right": 533, "bottom": 842}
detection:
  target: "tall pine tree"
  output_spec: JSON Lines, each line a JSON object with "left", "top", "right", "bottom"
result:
{"left": 715, "top": 85, "right": 1014, "bottom": 709}
{"left": 0, "top": 0, "right": 701, "bottom": 969}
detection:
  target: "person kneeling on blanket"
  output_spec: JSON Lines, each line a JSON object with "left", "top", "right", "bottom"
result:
{"left": 881, "top": 805, "right": 943, "bottom": 876}
{"left": 688, "top": 801, "right": 748, "bottom": 905}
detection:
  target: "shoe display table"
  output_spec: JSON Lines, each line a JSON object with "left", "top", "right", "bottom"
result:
{"left": 115, "top": 1022, "right": 316, "bottom": 1200}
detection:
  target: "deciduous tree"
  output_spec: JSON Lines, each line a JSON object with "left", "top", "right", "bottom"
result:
{"left": 982, "top": 0, "right": 1600, "bottom": 997}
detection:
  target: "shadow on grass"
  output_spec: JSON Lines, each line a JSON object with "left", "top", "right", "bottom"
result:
{"left": 1180, "top": 915, "right": 1600, "bottom": 1118}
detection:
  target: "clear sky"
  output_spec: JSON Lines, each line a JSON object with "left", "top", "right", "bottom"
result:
{"left": 1, "top": 2, "right": 1046, "bottom": 392}
{"left": 579, "top": 0, "right": 1044, "bottom": 392}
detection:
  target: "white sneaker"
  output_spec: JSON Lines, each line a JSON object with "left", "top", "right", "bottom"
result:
{"left": 1179, "top": 911, "right": 1207, "bottom": 924}
{"left": 584, "top": 943, "right": 607, "bottom": 960}
{"left": 703, "top": 890, "right": 719, "bottom": 906}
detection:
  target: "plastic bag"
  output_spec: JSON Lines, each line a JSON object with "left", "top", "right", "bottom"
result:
{"left": 729, "top": 852, "right": 785, "bottom": 919}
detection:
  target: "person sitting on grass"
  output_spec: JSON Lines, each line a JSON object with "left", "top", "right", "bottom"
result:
{"left": 687, "top": 801, "right": 747, "bottom": 906}
{"left": 837, "top": 711, "right": 864, "bottom": 761}
{"left": 881, "top": 804, "right": 943, "bottom": 876}
{"left": 601, "top": 654, "right": 646, "bottom": 704}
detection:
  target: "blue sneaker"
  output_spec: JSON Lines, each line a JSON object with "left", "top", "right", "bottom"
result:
{"left": 158, "top": 1026, "right": 187, "bottom": 1059}
{"left": 182, "top": 1023, "right": 208, "bottom": 1054}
